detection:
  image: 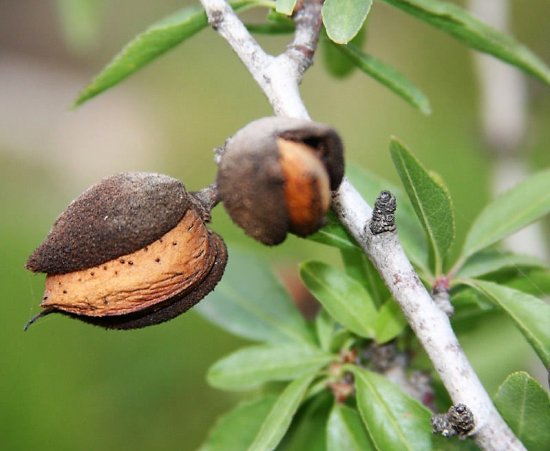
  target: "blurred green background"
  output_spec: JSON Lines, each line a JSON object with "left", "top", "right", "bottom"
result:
{"left": 1, "top": 1, "right": 549, "bottom": 450}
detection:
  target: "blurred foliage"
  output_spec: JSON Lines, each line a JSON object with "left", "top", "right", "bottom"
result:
{"left": 1, "top": 0, "right": 549, "bottom": 450}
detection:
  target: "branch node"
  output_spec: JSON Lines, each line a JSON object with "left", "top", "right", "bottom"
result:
{"left": 369, "top": 190, "right": 397, "bottom": 235}
{"left": 432, "top": 276, "right": 454, "bottom": 317}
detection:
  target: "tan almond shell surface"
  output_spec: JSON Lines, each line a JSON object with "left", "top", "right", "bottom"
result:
{"left": 40, "top": 208, "right": 214, "bottom": 317}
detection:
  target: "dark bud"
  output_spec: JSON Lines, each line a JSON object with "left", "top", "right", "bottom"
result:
{"left": 369, "top": 190, "right": 397, "bottom": 235}
{"left": 25, "top": 172, "right": 227, "bottom": 330}
{"left": 217, "top": 117, "right": 344, "bottom": 245}
{"left": 432, "top": 403, "right": 475, "bottom": 439}
{"left": 432, "top": 413, "right": 455, "bottom": 437}
{"left": 448, "top": 404, "right": 475, "bottom": 438}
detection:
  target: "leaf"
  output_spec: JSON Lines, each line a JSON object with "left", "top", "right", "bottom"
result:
{"left": 207, "top": 344, "right": 333, "bottom": 391}
{"left": 301, "top": 261, "right": 378, "bottom": 338}
{"left": 75, "top": 1, "right": 257, "bottom": 105}
{"left": 199, "top": 395, "right": 277, "bottom": 451}
{"left": 335, "top": 43, "right": 431, "bottom": 114}
{"left": 280, "top": 393, "right": 332, "bottom": 451}
{"left": 275, "top": 0, "right": 297, "bottom": 15}
{"left": 390, "top": 138, "right": 455, "bottom": 275}
{"left": 466, "top": 279, "right": 550, "bottom": 367}
{"left": 461, "top": 169, "right": 550, "bottom": 260}
{"left": 197, "top": 248, "right": 314, "bottom": 346}
{"left": 315, "top": 309, "right": 336, "bottom": 352}
{"left": 322, "top": 0, "right": 373, "bottom": 44}
{"left": 327, "top": 403, "right": 375, "bottom": 451}
{"left": 380, "top": 0, "right": 550, "bottom": 85}
{"left": 351, "top": 367, "right": 432, "bottom": 450}
{"left": 494, "top": 372, "right": 550, "bottom": 451}
{"left": 308, "top": 211, "right": 358, "bottom": 251}
{"left": 247, "top": 374, "right": 315, "bottom": 451}
{"left": 457, "top": 249, "right": 549, "bottom": 279}
{"left": 321, "top": 27, "right": 366, "bottom": 78}
{"left": 374, "top": 300, "right": 408, "bottom": 344}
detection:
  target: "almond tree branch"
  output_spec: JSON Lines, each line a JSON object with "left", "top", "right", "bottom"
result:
{"left": 199, "top": 0, "right": 523, "bottom": 449}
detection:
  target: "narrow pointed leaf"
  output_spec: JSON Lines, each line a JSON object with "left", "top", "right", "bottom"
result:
{"left": 390, "top": 139, "right": 455, "bottom": 275}
{"left": 374, "top": 300, "right": 408, "bottom": 343}
{"left": 199, "top": 395, "right": 278, "bottom": 451}
{"left": 322, "top": 27, "right": 366, "bottom": 78}
{"left": 75, "top": 1, "right": 256, "bottom": 105}
{"left": 308, "top": 211, "right": 358, "bottom": 251}
{"left": 315, "top": 310, "right": 336, "bottom": 352}
{"left": 207, "top": 344, "right": 332, "bottom": 390}
{"left": 461, "top": 169, "right": 550, "bottom": 260}
{"left": 280, "top": 393, "right": 332, "bottom": 451}
{"left": 275, "top": 0, "right": 297, "bottom": 15}
{"left": 351, "top": 367, "right": 432, "bottom": 450}
{"left": 322, "top": 0, "right": 373, "bottom": 44}
{"left": 467, "top": 279, "right": 550, "bottom": 367}
{"left": 247, "top": 374, "right": 315, "bottom": 451}
{"left": 380, "top": 0, "right": 550, "bottom": 84}
{"left": 458, "top": 249, "right": 549, "bottom": 279}
{"left": 197, "top": 248, "right": 314, "bottom": 346}
{"left": 336, "top": 43, "right": 431, "bottom": 114}
{"left": 301, "top": 261, "right": 378, "bottom": 338}
{"left": 327, "top": 403, "right": 375, "bottom": 451}
{"left": 494, "top": 372, "right": 550, "bottom": 451}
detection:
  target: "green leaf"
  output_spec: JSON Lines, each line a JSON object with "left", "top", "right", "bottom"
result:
{"left": 199, "top": 395, "right": 277, "bottom": 451}
{"left": 335, "top": 43, "right": 431, "bottom": 114}
{"left": 322, "top": 27, "right": 366, "bottom": 78}
{"left": 390, "top": 138, "right": 455, "bottom": 275}
{"left": 327, "top": 403, "right": 375, "bottom": 451}
{"left": 504, "top": 268, "right": 550, "bottom": 298}
{"left": 374, "top": 300, "right": 408, "bottom": 343}
{"left": 308, "top": 211, "right": 358, "bottom": 251}
{"left": 275, "top": 0, "right": 297, "bottom": 15}
{"left": 207, "top": 344, "right": 333, "bottom": 390}
{"left": 315, "top": 310, "right": 336, "bottom": 352}
{"left": 75, "top": 1, "right": 258, "bottom": 106}
{"left": 466, "top": 279, "right": 550, "bottom": 367}
{"left": 301, "top": 261, "right": 378, "bottom": 338}
{"left": 322, "top": 0, "right": 373, "bottom": 44}
{"left": 197, "top": 248, "right": 314, "bottom": 346}
{"left": 247, "top": 374, "right": 315, "bottom": 451}
{"left": 280, "top": 393, "right": 332, "bottom": 451}
{"left": 351, "top": 367, "right": 432, "bottom": 450}
{"left": 494, "top": 372, "right": 550, "bottom": 451}
{"left": 461, "top": 169, "right": 550, "bottom": 260}
{"left": 380, "top": 0, "right": 550, "bottom": 85}
{"left": 457, "top": 249, "right": 549, "bottom": 279}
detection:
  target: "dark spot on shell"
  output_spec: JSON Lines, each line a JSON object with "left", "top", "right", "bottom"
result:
{"left": 103, "top": 298, "right": 109, "bottom": 305}
{"left": 119, "top": 259, "right": 125, "bottom": 264}
{"left": 103, "top": 266, "right": 108, "bottom": 270}
{"left": 155, "top": 258, "right": 161, "bottom": 263}
{"left": 172, "top": 241, "right": 177, "bottom": 246}
{"left": 128, "top": 261, "right": 134, "bottom": 266}
{"left": 114, "top": 270, "right": 118, "bottom": 276}
{"left": 90, "top": 272, "right": 95, "bottom": 276}
{"left": 144, "top": 246, "right": 149, "bottom": 252}
{"left": 63, "top": 290, "right": 67, "bottom": 294}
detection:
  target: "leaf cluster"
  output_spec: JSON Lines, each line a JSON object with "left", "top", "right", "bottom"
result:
{"left": 197, "top": 141, "right": 550, "bottom": 450}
